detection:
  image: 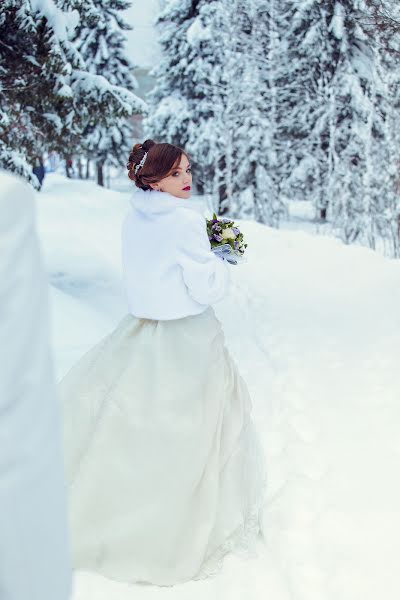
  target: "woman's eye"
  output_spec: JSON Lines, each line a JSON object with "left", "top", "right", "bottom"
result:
{"left": 172, "top": 168, "right": 191, "bottom": 177}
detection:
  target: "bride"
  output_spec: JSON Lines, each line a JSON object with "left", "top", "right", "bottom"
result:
{"left": 59, "top": 139, "right": 267, "bottom": 586}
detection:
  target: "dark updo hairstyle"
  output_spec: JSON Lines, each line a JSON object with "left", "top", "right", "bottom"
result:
{"left": 126, "top": 139, "right": 190, "bottom": 191}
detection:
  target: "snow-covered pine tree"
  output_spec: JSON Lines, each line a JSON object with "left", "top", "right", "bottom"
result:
{"left": 183, "top": 0, "right": 238, "bottom": 213}
{"left": 66, "top": 0, "right": 142, "bottom": 186}
{"left": 143, "top": 2, "right": 201, "bottom": 183}
{"left": 362, "top": 1, "right": 400, "bottom": 256}
{"left": 325, "top": 2, "right": 384, "bottom": 246}
{"left": 220, "top": 0, "right": 250, "bottom": 215}
{"left": 231, "top": 0, "right": 286, "bottom": 225}
{"left": 280, "top": 1, "right": 388, "bottom": 250}
{"left": 0, "top": 0, "right": 145, "bottom": 186}
{"left": 276, "top": 0, "right": 333, "bottom": 215}
{"left": 0, "top": 0, "right": 79, "bottom": 185}
{"left": 190, "top": 0, "right": 287, "bottom": 223}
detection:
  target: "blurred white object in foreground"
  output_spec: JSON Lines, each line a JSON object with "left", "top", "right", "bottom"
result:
{"left": 0, "top": 170, "right": 72, "bottom": 600}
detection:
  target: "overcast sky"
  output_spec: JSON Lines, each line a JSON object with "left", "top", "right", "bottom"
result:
{"left": 124, "top": 0, "right": 162, "bottom": 69}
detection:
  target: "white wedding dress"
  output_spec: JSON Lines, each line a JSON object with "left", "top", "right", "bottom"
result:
{"left": 59, "top": 304, "right": 267, "bottom": 586}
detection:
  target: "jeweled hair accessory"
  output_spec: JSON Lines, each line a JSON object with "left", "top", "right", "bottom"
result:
{"left": 134, "top": 151, "right": 148, "bottom": 174}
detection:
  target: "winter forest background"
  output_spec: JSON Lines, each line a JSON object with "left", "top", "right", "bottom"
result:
{"left": 1, "top": 0, "right": 399, "bottom": 256}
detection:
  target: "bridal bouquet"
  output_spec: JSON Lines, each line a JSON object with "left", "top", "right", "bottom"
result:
{"left": 206, "top": 213, "right": 248, "bottom": 265}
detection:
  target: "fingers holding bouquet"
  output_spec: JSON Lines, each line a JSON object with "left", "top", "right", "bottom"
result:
{"left": 207, "top": 213, "right": 248, "bottom": 265}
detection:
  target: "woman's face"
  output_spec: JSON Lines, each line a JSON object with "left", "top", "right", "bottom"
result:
{"left": 150, "top": 154, "right": 192, "bottom": 199}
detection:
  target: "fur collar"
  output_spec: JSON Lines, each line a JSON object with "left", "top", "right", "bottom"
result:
{"left": 129, "top": 187, "right": 205, "bottom": 217}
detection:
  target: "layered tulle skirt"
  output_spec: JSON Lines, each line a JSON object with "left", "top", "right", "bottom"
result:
{"left": 58, "top": 305, "right": 267, "bottom": 586}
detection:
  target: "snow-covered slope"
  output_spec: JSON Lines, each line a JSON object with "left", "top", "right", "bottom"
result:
{"left": 35, "top": 174, "right": 128, "bottom": 379}
{"left": 34, "top": 173, "right": 400, "bottom": 600}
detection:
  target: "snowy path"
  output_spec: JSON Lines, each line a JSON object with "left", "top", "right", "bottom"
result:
{"left": 36, "top": 174, "right": 400, "bottom": 600}
{"left": 232, "top": 227, "right": 400, "bottom": 600}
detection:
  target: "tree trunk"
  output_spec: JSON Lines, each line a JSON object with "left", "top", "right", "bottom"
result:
{"left": 97, "top": 161, "right": 104, "bottom": 187}
{"left": 85, "top": 159, "right": 90, "bottom": 179}
{"left": 77, "top": 158, "right": 83, "bottom": 179}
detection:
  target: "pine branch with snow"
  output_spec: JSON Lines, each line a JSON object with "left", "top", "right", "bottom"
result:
{"left": 0, "top": 0, "right": 146, "bottom": 185}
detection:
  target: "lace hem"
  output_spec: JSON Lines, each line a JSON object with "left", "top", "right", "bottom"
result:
{"left": 193, "top": 407, "right": 268, "bottom": 581}
{"left": 193, "top": 472, "right": 267, "bottom": 581}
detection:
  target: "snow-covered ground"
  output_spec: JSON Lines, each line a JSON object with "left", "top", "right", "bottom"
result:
{"left": 34, "top": 172, "right": 400, "bottom": 600}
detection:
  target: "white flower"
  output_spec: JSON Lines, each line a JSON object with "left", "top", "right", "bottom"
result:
{"left": 221, "top": 228, "right": 236, "bottom": 240}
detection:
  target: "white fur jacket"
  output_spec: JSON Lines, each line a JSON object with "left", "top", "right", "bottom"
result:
{"left": 121, "top": 188, "right": 231, "bottom": 320}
